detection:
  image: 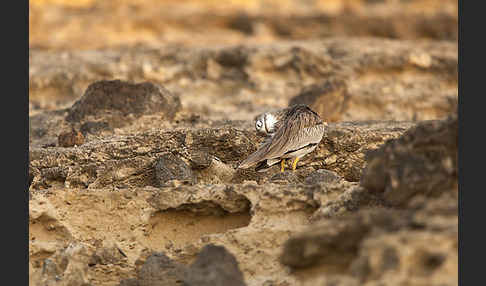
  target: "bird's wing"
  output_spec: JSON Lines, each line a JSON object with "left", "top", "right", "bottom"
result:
{"left": 261, "top": 122, "right": 325, "bottom": 160}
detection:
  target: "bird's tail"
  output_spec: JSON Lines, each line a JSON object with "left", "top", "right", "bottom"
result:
{"left": 254, "top": 158, "right": 281, "bottom": 172}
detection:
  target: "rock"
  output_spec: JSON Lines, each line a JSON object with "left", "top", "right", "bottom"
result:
{"left": 89, "top": 241, "right": 127, "bottom": 266}
{"left": 119, "top": 279, "right": 140, "bottom": 286}
{"left": 310, "top": 184, "right": 386, "bottom": 221}
{"left": 311, "top": 121, "right": 415, "bottom": 181}
{"left": 65, "top": 80, "right": 181, "bottom": 124}
{"left": 30, "top": 110, "right": 71, "bottom": 148}
{"left": 184, "top": 244, "right": 247, "bottom": 286}
{"left": 269, "top": 171, "right": 302, "bottom": 185}
{"left": 194, "top": 158, "right": 236, "bottom": 184}
{"left": 29, "top": 121, "right": 414, "bottom": 190}
{"left": 360, "top": 115, "right": 458, "bottom": 206}
{"left": 29, "top": 127, "right": 259, "bottom": 190}
{"left": 146, "top": 185, "right": 252, "bottom": 216}
{"left": 154, "top": 154, "right": 194, "bottom": 187}
{"left": 137, "top": 252, "right": 185, "bottom": 286}
{"left": 280, "top": 210, "right": 372, "bottom": 269}
{"left": 58, "top": 128, "right": 84, "bottom": 147}
{"left": 28, "top": 166, "right": 457, "bottom": 286}
{"left": 29, "top": 243, "right": 94, "bottom": 286}
{"left": 304, "top": 169, "right": 343, "bottom": 185}
{"left": 28, "top": 6, "right": 459, "bottom": 285}
{"left": 287, "top": 46, "right": 458, "bottom": 122}
{"left": 288, "top": 78, "right": 349, "bottom": 122}
{"left": 80, "top": 121, "right": 112, "bottom": 135}
{"left": 280, "top": 193, "right": 457, "bottom": 285}
{"left": 187, "top": 150, "right": 213, "bottom": 170}
{"left": 121, "top": 245, "right": 246, "bottom": 286}
{"left": 30, "top": 39, "right": 456, "bottom": 122}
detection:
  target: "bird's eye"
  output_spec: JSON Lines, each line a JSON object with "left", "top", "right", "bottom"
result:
{"left": 256, "top": 121, "right": 263, "bottom": 129}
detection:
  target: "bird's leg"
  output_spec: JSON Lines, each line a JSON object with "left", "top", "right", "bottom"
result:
{"left": 280, "top": 159, "right": 286, "bottom": 172}
{"left": 292, "top": 157, "right": 300, "bottom": 171}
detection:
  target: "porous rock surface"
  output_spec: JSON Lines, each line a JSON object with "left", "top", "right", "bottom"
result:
{"left": 280, "top": 192, "right": 458, "bottom": 286}
{"left": 30, "top": 38, "right": 457, "bottom": 123}
{"left": 29, "top": 1, "right": 458, "bottom": 285}
{"left": 361, "top": 115, "right": 458, "bottom": 206}
{"left": 29, "top": 106, "right": 458, "bottom": 286}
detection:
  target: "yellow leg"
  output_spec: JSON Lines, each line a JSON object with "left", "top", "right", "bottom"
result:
{"left": 292, "top": 157, "right": 300, "bottom": 171}
{"left": 280, "top": 159, "right": 286, "bottom": 172}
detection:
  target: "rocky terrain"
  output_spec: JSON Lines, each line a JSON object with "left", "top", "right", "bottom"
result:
{"left": 29, "top": 0, "right": 458, "bottom": 285}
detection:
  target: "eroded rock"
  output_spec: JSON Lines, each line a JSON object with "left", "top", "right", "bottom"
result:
{"left": 137, "top": 252, "right": 185, "bottom": 286}
{"left": 80, "top": 121, "right": 112, "bottom": 135}
{"left": 269, "top": 171, "right": 302, "bottom": 185}
{"left": 119, "top": 245, "right": 246, "bottom": 286}
{"left": 89, "top": 240, "right": 128, "bottom": 267}
{"left": 360, "top": 115, "right": 458, "bottom": 206}
{"left": 30, "top": 243, "right": 94, "bottom": 286}
{"left": 65, "top": 80, "right": 181, "bottom": 125}
{"left": 29, "top": 121, "right": 415, "bottom": 191}
{"left": 193, "top": 158, "right": 236, "bottom": 184}
{"left": 186, "top": 150, "right": 213, "bottom": 170}
{"left": 184, "top": 244, "right": 247, "bottom": 286}
{"left": 304, "top": 169, "right": 343, "bottom": 185}
{"left": 30, "top": 39, "right": 457, "bottom": 122}
{"left": 289, "top": 78, "right": 349, "bottom": 122}
{"left": 154, "top": 153, "right": 194, "bottom": 187}
{"left": 28, "top": 7, "right": 458, "bottom": 285}
{"left": 280, "top": 193, "right": 457, "bottom": 285}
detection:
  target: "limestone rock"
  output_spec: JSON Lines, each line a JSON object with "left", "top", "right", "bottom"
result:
{"left": 304, "top": 169, "right": 343, "bottom": 185}
{"left": 269, "top": 171, "right": 302, "bottom": 185}
{"left": 360, "top": 115, "right": 458, "bottom": 206}
{"left": 280, "top": 193, "right": 457, "bottom": 285}
{"left": 184, "top": 244, "right": 247, "bottom": 286}
{"left": 65, "top": 80, "right": 181, "bottom": 125}
{"left": 289, "top": 78, "right": 349, "bottom": 122}
{"left": 186, "top": 150, "right": 213, "bottom": 170}
{"left": 118, "top": 245, "right": 246, "bottom": 286}
{"left": 80, "top": 121, "right": 112, "bottom": 135}
{"left": 137, "top": 252, "right": 185, "bottom": 286}
{"left": 154, "top": 154, "right": 194, "bottom": 187}
{"left": 30, "top": 39, "right": 456, "bottom": 122}
{"left": 28, "top": 7, "right": 458, "bottom": 285}
{"left": 119, "top": 279, "right": 140, "bottom": 286}
{"left": 29, "top": 120, "right": 416, "bottom": 191}
{"left": 30, "top": 243, "right": 94, "bottom": 286}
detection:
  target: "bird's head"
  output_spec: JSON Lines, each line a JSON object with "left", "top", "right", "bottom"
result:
{"left": 255, "top": 112, "right": 278, "bottom": 136}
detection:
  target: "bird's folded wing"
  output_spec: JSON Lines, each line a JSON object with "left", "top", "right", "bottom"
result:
{"left": 263, "top": 123, "right": 325, "bottom": 161}
{"left": 239, "top": 123, "right": 324, "bottom": 169}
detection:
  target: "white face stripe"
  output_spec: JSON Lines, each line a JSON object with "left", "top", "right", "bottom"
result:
{"left": 264, "top": 115, "right": 269, "bottom": 133}
{"left": 264, "top": 113, "right": 278, "bottom": 134}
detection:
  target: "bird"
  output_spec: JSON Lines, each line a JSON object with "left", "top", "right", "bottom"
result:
{"left": 239, "top": 104, "right": 327, "bottom": 172}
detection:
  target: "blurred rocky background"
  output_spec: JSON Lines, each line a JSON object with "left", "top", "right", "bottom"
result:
{"left": 29, "top": 0, "right": 458, "bottom": 285}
